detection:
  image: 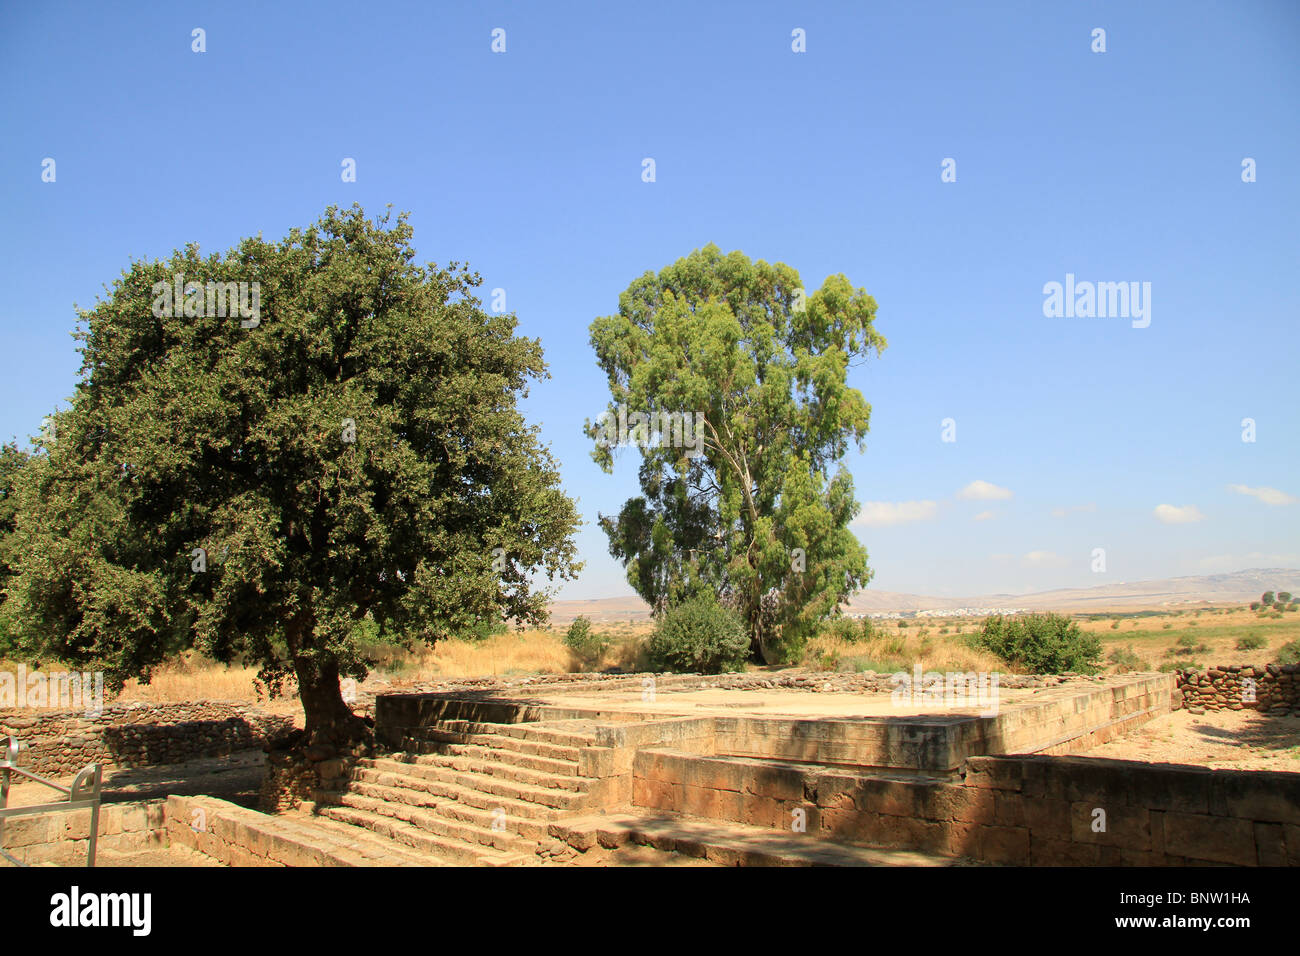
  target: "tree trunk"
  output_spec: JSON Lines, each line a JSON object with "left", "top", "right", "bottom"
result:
{"left": 294, "top": 655, "right": 369, "bottom": 749}
{"left": 285, "top": 609, "right": 370, "bottom": 751}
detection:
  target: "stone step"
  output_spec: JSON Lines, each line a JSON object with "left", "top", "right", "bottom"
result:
{"left": 412, "top": 728, "right": 583, "bottom": 763}
{"left": 360, "top": 756, "right": 592, "bottom": 809}
{"left": 320, "top": 790, "right": 537, "bottom": 856}
{"left": 316, "top": 804, "right": 528, "bottom": 867}
{"left": 329, "top": 779, "right": 551, "bottom": 840}
{"left": 394, "top": 749, "right": 591, "bottom": 791}
{"left": 293, "top": 813, "right": 448, "bottom": 867}
{"left": 428, "top": 720, "right": 599, "bottom": 748}
{"left": 549, "top": 813, "right": 984, "bottom": 868}
{"left": 403, "top": 739, "right": 582, "bottom": 776}
{"left": 347, "top": 765, "right": 569, "bottom": 820}
{"left": 427, "top": 799, "right": 551, "bottom": 843}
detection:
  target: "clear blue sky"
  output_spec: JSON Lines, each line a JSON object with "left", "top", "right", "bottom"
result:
{"left": 2, "top": 1, "right": 1297, "bottom": 600}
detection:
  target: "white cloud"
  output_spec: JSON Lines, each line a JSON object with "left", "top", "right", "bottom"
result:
{"left": 973, "top": 510, "right": 996, "bottom": 521}
{"left": 1050, "top": 503, "right": 1097, "bottom": 518}
{"left": 1227, "top": 484, "right": 1297, "bottom": 506}
{"left": 855, "top": 500, "right": 938, "bottom": 527}
{"left": 1022, "top": 550, "right": 1068, "bottom": 568}
{"left": 958, "top": 480, "right": 1013, "bottom": 501}
{"left": 1154, "top": 504, "right": 1205, "bottom": 524}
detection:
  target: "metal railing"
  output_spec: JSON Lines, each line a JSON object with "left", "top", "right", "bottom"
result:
{"left": 0, "top": 735, "right": 102, "bottom": 867}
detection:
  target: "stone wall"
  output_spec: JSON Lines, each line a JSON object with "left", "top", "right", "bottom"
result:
{"left": 632, "top": 749, "right": 1300, "bottom": 866}
{"left": 1175, "top": 663, "right": 1300, "bottom": 715}
{"left": 0, "top": 799, "right": 167, "bottom": 865}
{"left": 0, "top": 701, "right": 294, "bottom": 777}
{"left": 166, "top": 794, "right": 418, "bottom": 866}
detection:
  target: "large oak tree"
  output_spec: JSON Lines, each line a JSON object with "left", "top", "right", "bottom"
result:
{"left": 7, "top": 205, "right": 580, "bottom": 747}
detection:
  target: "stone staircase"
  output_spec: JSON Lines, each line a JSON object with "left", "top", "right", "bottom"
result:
{"left": 312, "top": 719, "right": 606, "bottom": 865}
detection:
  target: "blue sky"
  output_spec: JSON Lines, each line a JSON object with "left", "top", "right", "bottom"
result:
{"left": 2, "top": 1, "right": 1297, "bottom": 601}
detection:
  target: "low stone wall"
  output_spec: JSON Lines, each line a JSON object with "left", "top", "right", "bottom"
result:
{"left": 0, "top": 799, "right": 167, "bottom": 865}
{"left": 632, "top": 749, "right": 1300, "bottom": 866}
{"left": 1175, "top": 664, "right": 1300, "bottom": 715}
{"left": 166, "top": 794, "right": 415, "bottom": 866}
{"left": 0, "top": 701, "right": 294, "bottom": 777}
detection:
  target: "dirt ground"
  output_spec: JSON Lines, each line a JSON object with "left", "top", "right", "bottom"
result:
{"left": 1082, "top": 707, "right": 1300, "bottom": 772}
{"left": 3, "top": 750, "right": 265, "bottom": 809}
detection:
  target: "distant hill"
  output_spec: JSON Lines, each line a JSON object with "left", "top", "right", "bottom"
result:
{"left": 547, "top": 568, "right": 1300, "bottom": 622}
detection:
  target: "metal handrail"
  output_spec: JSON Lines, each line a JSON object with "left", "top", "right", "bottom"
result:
{"left": 0, "top": 735, "right": 101, "bottom": 867}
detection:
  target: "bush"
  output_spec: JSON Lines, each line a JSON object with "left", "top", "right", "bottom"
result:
{"left": 822, "top": 616, "right": 868, "bottom": 644}
{"left": 1236, "top": 634, "right": 1267, "bottom": 651}
{"left": 564, "top": 616, "right": 608, "bottom": 666}
{"left": 1277, "top": 641, "right": 1300, "bottom": 666}
{"left": 455, "top": 619, "right": 508, "bottom": 643}
{"left": 648, "top": 595, "right": 750, "bottom": 674}
{"left": 975, "top": 613, "right": 1102, "bottom": 674}
{"left": 1107, "top": 645, "right": 1144, "bottom": 673}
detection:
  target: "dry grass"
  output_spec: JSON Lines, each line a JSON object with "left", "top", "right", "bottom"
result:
{"left": 372, "top": 630, "right": 574, "bottom": 680}
{"left": 1081, "top": 605, "right": 1300, "bottom": 671}
{"left": 17, "top": 606, "right": 1290, "bottom": 707}
{"left": 118, "top": 660, "right": 265, "bottom": 703}
{"left": 803, "top": 627, "right": 1004, "bottom": 674}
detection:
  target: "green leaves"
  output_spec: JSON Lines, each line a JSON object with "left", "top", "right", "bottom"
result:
{"left": 7, "top": 205, "right": 581, "bottom": 730}
{"left": 588, "top": 244, "right": 885, "bottom": 662}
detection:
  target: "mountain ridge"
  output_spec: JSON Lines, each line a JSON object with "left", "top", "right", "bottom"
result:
{"left": 546, "top": 568, "right": 1300, "bottom": 623}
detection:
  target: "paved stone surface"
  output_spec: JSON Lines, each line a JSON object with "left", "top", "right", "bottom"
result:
{"left": 549, "top": 812, "right": 986, "bottom": 866}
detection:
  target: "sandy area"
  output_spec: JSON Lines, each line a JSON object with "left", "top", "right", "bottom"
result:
{"left": 1082, "top": 708, "right": 1300, "bottom": 772}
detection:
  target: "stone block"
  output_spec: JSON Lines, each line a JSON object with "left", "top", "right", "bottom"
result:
{"left": 973, "top": 824, "right": 1029, "bottom": 864}
{"left": 1161, "top": 812, "right": 1256, "bottom": 867}
{"left": 1070, "top": 802, "right": 1151, "bottom": 850}
{"left": 1254, "top": 822, "right": 1288, "bottom": 867}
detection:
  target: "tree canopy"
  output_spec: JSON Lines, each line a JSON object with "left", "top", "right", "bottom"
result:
{"left": 6, "top": 205, "right": 581, "bottom": 746}
{"left": 585, "top": 244, "right": 884, "bottom": 663}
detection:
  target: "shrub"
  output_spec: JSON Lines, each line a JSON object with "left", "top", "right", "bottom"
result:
{"left": 456, "top": 618, "right": 508, "bottom": 643}
{"left": 1235, "top": 634, "right": 1267, "bottom": 651}
{"left": 1107, "top": 645, "right": 1144, "bottom": 673}
{"left": 975, "top": 613, "right": 1102, "bottom": 674}
{"left": 1277, "top": 641, "right": 1300, "bottom": 666}
{"left": 564, "top": 616, "right": 608, "bottom": 667}
{"left": 647, "top": 595, "right": 750, "bottom": 674}
{"left": 1250, "top": 602, "right": 1260, "bottom": 611}
{"left": 822, "top": 616, "right": 867, "bottom": 644}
